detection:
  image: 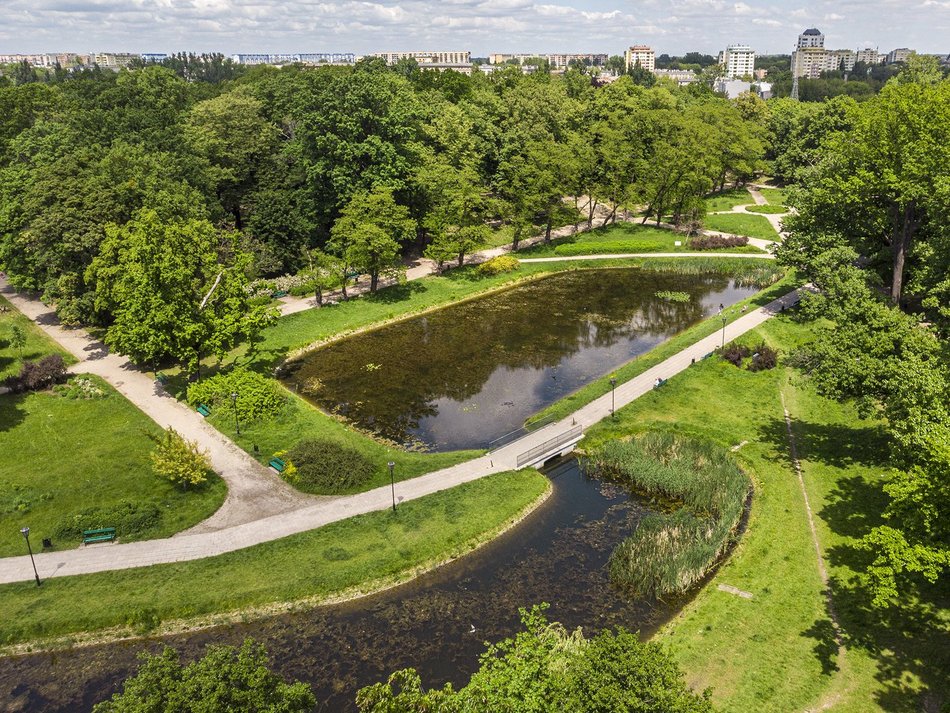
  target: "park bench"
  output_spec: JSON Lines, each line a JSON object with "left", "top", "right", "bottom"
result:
{"left": 653, "top": 378, "right": 668, "bottom": 389}
{"left": 196, "top": 403, "right": 211, "bottom": 417}
{"left": 271, "top": 290, "right": 288, "bottom": 298}
{"left": 155, "top": 372, "right": 168, "bottom": 385}
{"left": 702, "top": 352, "right": 714, "bottom": 360}
{"left": 269, "top": 457, "right": 286, "bottom": 473}
{"left": 83, "top": 527, "right": 116, "bottom": 545}
{"left": 345, "top": 270, "right": 360, "bottom": 282}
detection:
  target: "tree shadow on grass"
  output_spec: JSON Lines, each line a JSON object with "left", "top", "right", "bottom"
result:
{"left": 801, "top": 617, "right": 841, "bottom": 675}
{"left": 0, "top": 391, "right": 29, "bottom": 434}
{"left": 757, "top": 415, "right": 890, "bottom": 471}
{"left": 361, "top": 280, "right": 426, "bottom": 304}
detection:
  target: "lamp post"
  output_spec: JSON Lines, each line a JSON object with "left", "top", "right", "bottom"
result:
{"left": 388, "top": 461, "right": 396, "bottom": 513}
{"left": 610, "top": 377, "right": 617, "bottom": 419}
{"left": 230, "top": 392, "right": 241, "bottom": 436}
{"left": 721, "top": 314, "right": 728, "bottom": 349}
{"left": 20, "top": 527, "right": 40, "bottom": 587}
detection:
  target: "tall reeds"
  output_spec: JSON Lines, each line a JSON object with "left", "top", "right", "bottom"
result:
{"left": 585, "top": 432, "right": 751, "bottom": 598}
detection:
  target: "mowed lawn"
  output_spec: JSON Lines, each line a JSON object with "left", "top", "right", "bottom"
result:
{"left": 0, "top": 294, "right": 75, "bottom": 381}
{"left": 0, "top": 468, "right": 548, "bottom": 646}
{"left": 0, "top": 374, "right": 225, "bottom": 556}
{"left": 703, "top": 187, "right": 756, "bottom": 212}
{"left": 582, "top": 315, "right": 949, "bottom": 712}
{"left": 704, "top": 212, "right": 781, "bottom": 241}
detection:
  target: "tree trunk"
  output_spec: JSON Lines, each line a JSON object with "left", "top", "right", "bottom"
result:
{"left": 512, "top": 226, "right": 521, "bottom": 251}
{"left": 457, "top": 252, "right": 465, "bottom": 268}
{"left": 890, "top": 202, "right": 919, "bottom": 305}
{"left": 315, "top": 285, "right": 323, "bottom": 306}
{"left": 544, "top": 215, "right": 553, "bottom": 243}
{"left": 587, "top": 198, "right": 598, "bottom": 229}
{"left": 340, "top": 271, "right": 348, "bottom": 301}
{"left": 370, "top": 271, "right": 379, "bottom": 293}
{"left": 600, "top": 204, "right": 617, "bottom": 227}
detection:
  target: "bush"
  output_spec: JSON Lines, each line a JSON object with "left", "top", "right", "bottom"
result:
{"left": 187, "top": 367, "right": 286, "bottom": 423}
{"left": 554, "top": 240, "right": 665, "bottom": 256}
{"left": 720, "top": 343, "right": 750, "bottom": 366}
{"left": 689, "top": 234, "right": 749, "bottom": 250}
{"left": 284, "top": 439, "right": 377, "bottom": 494}
{"left": 53, "top": 375, "right": 107, "bottom": 399}
{"left": 148, "top": 427, "right": 211, "bottom": 489}
{"left": 53, "top": 501, "right": 162, "bottom": 542}
{"left": 747, "top": 344, "right": 778, "bottom": 371}
{"left": 476, "top": 255, "right": 520, "bottom": 276}
{"left": 7, "top": 354, "right": 67, "bottom": 392}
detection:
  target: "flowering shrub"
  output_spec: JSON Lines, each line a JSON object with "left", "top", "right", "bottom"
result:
{"left": 54, "top": 376, "right": 107, "bottom": 399}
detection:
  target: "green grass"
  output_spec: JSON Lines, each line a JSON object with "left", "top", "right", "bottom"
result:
{"left": 517, "top": 223, "right": 765, "bottom": 258}
{"left": 528, "top": 269, "right": 799, "bottom": 426}
{"left": 0, "top": 375, "right": 226, "bottom": 557}
{"left": 582, "top": 315, "right": 949, "bottom": 712}
{"left": 704, "top": 213, "right": 781, "bottom": 241}
{"left": 704, "top": 188, "right": 755, "bottom": 213}
{"left": 0, "top": 295, "right": 76, "bottom": 380}
{"left": 0, "top": 469, "right": 549, "bottom": 647}
{"left": 757, "top": 187, "right": 788, "bottom": 206}
{"left": 744, "top": 204, "right": 788, "bottom": 215}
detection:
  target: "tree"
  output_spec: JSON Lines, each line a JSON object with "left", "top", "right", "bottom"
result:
{"left": 87, "top": 208, "right": 254, "bottom": 374}
{"left": 329, "top": 188, "right": 415, "bottom": 292}
{"left": 300, "top": 247, "right": 343, "bottom": 306}
{"left": 357, "top": 605, "right": 712, "bottom": 712}
{"left": 9, "top": 324, "right": 26, "bottom": 358}
{"left": 93, "top": 639, "right": 315, "bottom": 712}
{"left": 148, "top": 427, "right": 212, "bottom": 490}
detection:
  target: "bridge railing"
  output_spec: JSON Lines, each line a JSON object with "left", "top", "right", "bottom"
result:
{"left": 515, "top": 425, "right": 584, "bottom": 468}
{"left": 487, "top": 412, "right": 557, "bottom": 452}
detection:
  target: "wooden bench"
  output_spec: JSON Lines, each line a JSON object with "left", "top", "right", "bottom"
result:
{"left": 83, "top": 527, "right": 116, "bottom": 545}
{"left": 271, "top": 290, "right": 288, "bottom": 298}
{"left": 155, "top": 372, "right": 169, "bottom": 385}
{"left": 197, "top": 403, "right": 211, "bottom": 417}
{"left": 269, "top": 457, "right": 286, "bottom": 473}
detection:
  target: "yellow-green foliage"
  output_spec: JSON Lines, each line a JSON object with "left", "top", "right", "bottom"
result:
{"left": 476, "top": 255, "right": 520, "bottom": 276}
{"left": 149, "top": 427, "right": 212, "bottom": 488}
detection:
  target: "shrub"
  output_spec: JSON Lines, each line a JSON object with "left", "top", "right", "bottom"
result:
{"left": 554, "top": 240, "right": 665, "bottom": 256}
{"left": 148, "top": 427, "right": 211, "bottom": 489}
{"left": 53, "top": 375, "right": 107, "bottom": 399}
{"left": 284, "top": 439, "right": 377, "bottom": 494}
{"left": 747, "top": 344, "right": 778, "bottom": 371}
{"left": 719, "top": 343, "right": 750, "bottom": 366}
{"left": 187, "top": 367, "right": 286, "bottom": 423}
{"left": 689, "top": 234, "right": 749, "bottom": 250}
{"left": 7, "top": 354, "right": 67, "bottom": 392}
{"left": 53, "top": 501, "right": 162, "bottom": 542}
{"left": 476, "top": 255, "right": 520, "bottom": 276}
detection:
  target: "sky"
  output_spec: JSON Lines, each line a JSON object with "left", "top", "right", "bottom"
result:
{"left": 1, "top": 0, "right": 948, "bottom": 57}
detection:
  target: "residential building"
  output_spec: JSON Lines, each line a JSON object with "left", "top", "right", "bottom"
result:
{"left": 93, "top": 53, "right": 138, "bottom": 68}
{"left": 141, "top": 53, "right": 169, "bottom": 63}
{"left": 231, "top": 53, "right": 355, "bottom": 65}
{"left": 855, "top": 47, "right": 882, "bottom": 65}
{"left": 719, "top": 44, "right": 755, "bottom": 78}
{"left": 624, "top": 45, "right": 655, "bottom": 72}
{"left": 755, "top": 82, "right": 773, "bottom": 100}
{"left": 833, "top": 49, "right": 857, "bottom": 72}
{"left": 714, "top": 78, "right": 751, "bottom": 99}
{"left": 371, "top": 51, "right": 470, "bottom": 65}
{"left": 487, "top": 53, "right": 608, "bottom": 68}
{"left": 653, "top": 68, "right": 698, "bottom": 86}
{"left": 886, "top": 48, "right": 913, "bottom": 64}
{"left": 797, "top": 28, "right": 825, "bottom": 49}
{"left": 753, "top": 68, "right": 768, "bottom": 80}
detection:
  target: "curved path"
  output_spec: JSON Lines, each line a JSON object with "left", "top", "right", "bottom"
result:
{"left": 0, "top": 285, "right": 804, "bottom": 584}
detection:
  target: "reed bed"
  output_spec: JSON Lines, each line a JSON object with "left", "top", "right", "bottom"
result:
{"left": 585, "top": 432, "right": 751, "bottom": 598}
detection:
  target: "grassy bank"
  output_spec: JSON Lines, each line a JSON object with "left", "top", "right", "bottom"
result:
{"left": 0, "top": 295, "right": 76, "bottom": 380}
{"left": 0, "top": 469, "right": 549, "bottom": 648}
{"left": 528, "top": 269, "right": 799, "bottom": 426}
{"left": 0, "top": 375, "right": 226, "bottom": 557}
{"left": 704, "top": 188, "right": 756, "bottom": 212}
{"left": 582, "top": 315, "right": 949, "bottom": 712}
{"left": 704, "top": 213, "right": 781, "bottom": 241}
{"left": 757, "top": 187, "right": 787, "bottom": 206}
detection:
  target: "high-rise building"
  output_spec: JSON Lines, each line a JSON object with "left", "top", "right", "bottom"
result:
{"left": 797, "top": 28, "right": 825, "bottom": 49}
{"left": 624, "top": 45, "right": 655, "bottom": 72}
{"left": 720, "top": 44, "right": 755, "bottom": 78}
{"left": 886, "top": 48, "right": 913, "bottom": 64}
{"left": 370, "top": 51, "right": 471, "bottom": 65}
{"left": 855, "top": 48, "right": 882, "bottom": 66}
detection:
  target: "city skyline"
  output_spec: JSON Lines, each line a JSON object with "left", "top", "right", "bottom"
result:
{"left": 0, "top": 0, "right": 948, "bottom": 57}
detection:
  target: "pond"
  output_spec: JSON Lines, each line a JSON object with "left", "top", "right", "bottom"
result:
{"left": 281, "top": 268, "right": 758, "bottom": 451}
{"left": 0, "top": 458, "right": 690, "bottom": 712}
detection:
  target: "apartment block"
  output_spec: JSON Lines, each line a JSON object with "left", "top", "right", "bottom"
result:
{"left": 624, "top": 45, "right": 655, "bottom": 72}
{"left": 719, "top": 44, "right": 755, "bottom": 78}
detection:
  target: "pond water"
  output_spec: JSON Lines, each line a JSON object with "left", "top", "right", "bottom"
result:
{"left": 0, "top": 458, "right": 689, "bottom": 712}
{"left": 281, "top": 269, "right": 758, "bottom": 451}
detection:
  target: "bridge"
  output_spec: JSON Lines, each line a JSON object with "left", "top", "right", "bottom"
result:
{"left": 514, "top": 425, "right": 585, "bottom": 468}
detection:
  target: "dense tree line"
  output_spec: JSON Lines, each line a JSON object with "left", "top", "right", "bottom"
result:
{"left": 0, "top": 59, "right": 765, "bottom": 371}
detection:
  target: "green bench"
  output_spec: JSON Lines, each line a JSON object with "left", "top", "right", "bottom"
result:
{"left": 83, "top": 527, "right": 116, "bottom": 545}
{"left": 269, "top": 457, "right": 286, "bottom": 473}
{"left": 653, "top": 378, "right": 668, "bottom": 389}
{"left": 155, "top": 372, "right": 169, "bottom": 385}
{"left": 271, "top": 290, "right": 288, "bottom": 298}
{"left": 345, "top": 270, "right": 360, "bottom": 282}
{"left": 197, "top": 403, "right": 211, "bottom": 417}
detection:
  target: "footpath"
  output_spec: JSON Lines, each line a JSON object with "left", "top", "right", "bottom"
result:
{"left": 0, "top": 284, "right": 802, "bottom": 584}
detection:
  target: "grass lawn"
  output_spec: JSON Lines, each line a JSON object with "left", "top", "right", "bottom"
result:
{"left": 0, "top": 295, "right": 76, "bottom": 381}
{"left": 744, "top": 204, "right": 787, "bottom": 215}
{"left": 0, "top": 468, "right": 549, "bottom": 647}
{"left": 757, "top": 187, "right": 788, "bottom": 206}
{"left": 0, "top": 375, "right": 226, "bottom": 557}
{"left": 705, "top": 213, "right": 781, "bottom": 241}
{"left": 704, "top": 188, "right": 755, "bottom": 213}
{"left": 582, "top": 315, "right": 949, "bottom": 712}
{"left": 517, "top": 222, "right": 766, "bottom": 258}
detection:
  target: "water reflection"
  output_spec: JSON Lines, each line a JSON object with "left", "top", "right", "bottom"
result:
{"left": 0, "top": 459, "right": 683, "bottom": 712}
{"left": 283, "top": 269, "right": 756, "bottom": 451}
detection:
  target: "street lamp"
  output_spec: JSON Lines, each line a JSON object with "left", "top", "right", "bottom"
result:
{"left": 388, "top": 461, "right": 396, "bottom": 513}
{"left": 20, "top": 527, "right": 40, "bottom": 587}
{"left": 721, "top": 313, "right": 728, "bottom": 349}
{"left": 230, "top": 392, "right": 241, "bottom": 436}
{"left": 610, "top": 377, "right": 617, "bottom": 419}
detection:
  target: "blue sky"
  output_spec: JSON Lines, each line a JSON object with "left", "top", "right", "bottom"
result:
{"left": 1, "top": 0, "right": 947, "bottom": 56}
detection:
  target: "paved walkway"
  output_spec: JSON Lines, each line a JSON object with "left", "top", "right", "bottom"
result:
{"left": 0, "top": 280, "right": 319, "bottom": 536}
{"left": 707, "top": 185, "right": 790, "bottom": 239}
{"left": 0, "top": 286, "right": 803, "bottom": 584}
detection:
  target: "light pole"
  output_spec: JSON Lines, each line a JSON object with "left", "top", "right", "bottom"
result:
{"left": 610, "top": 377, "right": 617, "bottom": 419}
{"left": 20, "top": 527, "right": 40, "bottom": 587}
{"left": 388, "top": 461, "right": 396, "bottom": 513}
{"left": 721, "top": 314, "right": 728, "bottom": 349}
{"left": 230, "top": 392, "right": 241, "bottom": 436}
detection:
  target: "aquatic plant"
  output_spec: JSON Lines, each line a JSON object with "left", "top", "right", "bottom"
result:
{"left": 585, "top": 432, "right": 751, "bottom": 598}
{"left": 655, "top": 290, "right": 691, "bottom": 303}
